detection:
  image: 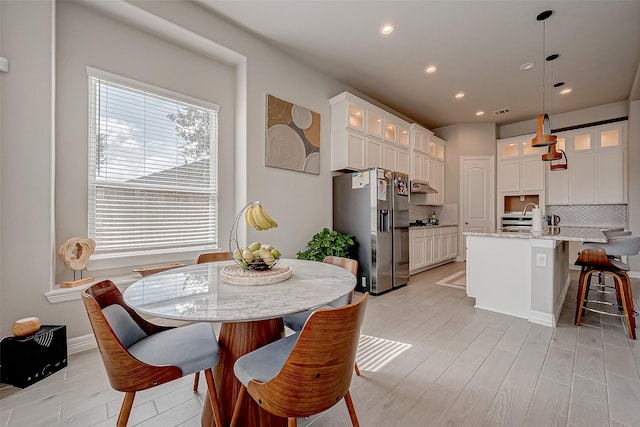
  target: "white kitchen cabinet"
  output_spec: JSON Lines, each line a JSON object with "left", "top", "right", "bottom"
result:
{"left": 444, "top": 228, "right": 458, "bottom": 259}
{"left": 411, "top": 124, "right": 432, "bottom": 154}
{"left": 409, "top": 229, "right": 426, "bottom": 271}
{"left": 546, "top": 143, "right": 569, "bottom": 205}
{"left": 410, "top": 226, "right": 457, "bottom": 274}
{"left": 597, "top": 149, "right": 625, "bottom": 203}
{"left": 433, "top": 232, "right": 442, "bottom": 262}
{"left": 382, "top": 143, "right": 397, "bottom": 171}
{"left": 499, "top": 159, "right": 520, "bottom": 192}
{"left": 339, "top": 130, "right": 366, "bottom": 171}
{"left": 497, "top": 134, "right": 545, "bottom": 193}
{"left": 546, "top": 122, "right": 627, "bottom": 205}
{"left": 384, "top": 118, "right": 398, "bottom": 144}
{"left": 397, "top": 148, "right": 410, "bottom": 175}
{"left": 570, "top": 152, "right": 596, "bottom": 203}
{"left": 366, "top": 137, "right": 382, "bottom": 168}
{"left": 430, "top": 135, "right": 446, "bottom": 161}
{"left": 330, "top": 92, "right": 412, "bottom": 172}
{"left": 412, "top": 151, "right": 430, "bottom": 182}
{"left": 399, "top": 124, "right": 410, "bottom": 150}
{"left": 427, "top": 160, "right": 445, "bottom": 205}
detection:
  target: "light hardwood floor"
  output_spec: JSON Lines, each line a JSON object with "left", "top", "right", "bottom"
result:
{"left": 2, "top": 262, "right": 639, "bottom": 426}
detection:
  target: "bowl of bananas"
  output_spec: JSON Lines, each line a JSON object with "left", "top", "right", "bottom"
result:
{"left": 229, "top": 201, "right": 281, "bottom": 271}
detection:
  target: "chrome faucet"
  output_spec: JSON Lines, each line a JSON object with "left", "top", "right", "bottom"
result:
{"left": 522, "top": 203, "right": 537, "bottom": 215}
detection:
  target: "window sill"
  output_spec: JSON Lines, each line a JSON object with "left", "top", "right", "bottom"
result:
{"left": 45, "top": 273, "right": 140, "bottom": 304}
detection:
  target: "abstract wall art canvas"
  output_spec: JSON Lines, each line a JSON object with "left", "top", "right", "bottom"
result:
{"left": 266, "top": 94, "right": 320, "bottom": 175}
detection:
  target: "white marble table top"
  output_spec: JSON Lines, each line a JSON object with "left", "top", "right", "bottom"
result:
{"left": 463, "top": 226, "right": 607, "bottom": 243}
{"left": 123, "top": 259, "right": 356, "bottom": 323}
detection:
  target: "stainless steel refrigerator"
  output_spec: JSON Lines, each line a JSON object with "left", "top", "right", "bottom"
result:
{"left": 333, "top": 168, "right": 409, "bottom": 295}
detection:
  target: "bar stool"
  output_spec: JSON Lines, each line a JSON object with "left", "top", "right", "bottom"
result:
{"left": 575, "top": 236, "right": 639, "bottom": 339}
{"left": 578, "top": 229, "right": 633, "bottom": 306}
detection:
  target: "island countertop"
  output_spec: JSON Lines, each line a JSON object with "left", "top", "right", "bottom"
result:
{"left": 463, "top": 226, "right": 606, "bottom": 243}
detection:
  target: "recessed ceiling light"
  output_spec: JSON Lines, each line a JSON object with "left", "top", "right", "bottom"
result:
{"left": 380, "top": 24, "right": 395, "bottom": 35}
{"left": 476, "top": 111, "right": 484, "bottom": 116}
{"left": 520, "top": 62, "right": 535, "bottom": 70}
{"left": 560, "top": 88, "right": 572, "bottom": 94}
{"left": 455, "top": 92, "right": 465, "bottom": 99}
{"left": 425, "top": 65, "right": 437, "bottom": 74}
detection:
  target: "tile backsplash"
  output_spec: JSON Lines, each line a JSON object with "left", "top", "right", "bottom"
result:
{"left": 546, "top": 204, "right": 627, "bottom": 229}
{"left": 409, "top": 203, "right": 458, "bottom": 225}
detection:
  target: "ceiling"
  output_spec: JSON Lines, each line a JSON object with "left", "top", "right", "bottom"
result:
{"left": 194, "top": 1, "right": 640, "bottom": 130}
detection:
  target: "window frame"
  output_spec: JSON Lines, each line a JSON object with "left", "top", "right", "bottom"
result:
{"left": 85, "top": 67, "right": 221, "bottom": 269}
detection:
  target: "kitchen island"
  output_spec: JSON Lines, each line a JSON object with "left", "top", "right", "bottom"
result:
{"left": 464, "top": 227, "right": 606, "bottom": 327}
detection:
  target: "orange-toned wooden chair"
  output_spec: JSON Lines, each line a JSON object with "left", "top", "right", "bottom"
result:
{"left": 283, "top": 256, "right": 362, "bottom": 375}
{"left": 196, "top": 251, "right": 232, "bottom": 264}
{"left": 230, "top": 293, "right": 369, "bottom": 427}
{"left": 81, "top": 280, "right": 223, "bottom": 426}
{"left": 574, "top": 248, "right": 636, "bottom": 339}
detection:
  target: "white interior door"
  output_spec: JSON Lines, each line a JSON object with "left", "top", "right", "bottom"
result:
{"left": 460, "top": 156, "right": 494, "bottom": 261}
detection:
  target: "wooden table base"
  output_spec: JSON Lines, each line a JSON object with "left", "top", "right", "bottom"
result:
{"left": 202, "top": 319, "right": 287, "bottom": 427}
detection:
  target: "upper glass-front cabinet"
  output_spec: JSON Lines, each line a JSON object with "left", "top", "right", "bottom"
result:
{"left": 600, "top": 129, "right": 620, "bottom": 148}
{"left": 574, "top": 134, "right": 591, "bottom": 151}
{"left": 367, "top": 111, "right": 382, "bottom": 137}
{"left": 502, "top": 143, "right": 519, "bottom": 159}
{"left": 384, "top": 118, "right": 397, "bottom": 143}
{"left": 398, "top": 125, "right": 410, "bottom": 147}
{"left": 348, "top": 103, "right": 364, "bottom": 130}
{"left": 522, "top": 139, "right": 546, "bottom": 156}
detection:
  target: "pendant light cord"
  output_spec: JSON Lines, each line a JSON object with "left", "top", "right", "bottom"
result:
{"left": 541, "top": 19, "right": 546, "bottom": 117}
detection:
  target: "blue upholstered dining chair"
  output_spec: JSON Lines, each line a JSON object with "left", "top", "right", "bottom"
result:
{"left": 229, "top": 293, "right": 369, "bottom": 427}
{"left": 282, "top": 255, "right": 361, "bottom": 376}
{"left": 81, "top": 280, "right": 224, "bottom": 427}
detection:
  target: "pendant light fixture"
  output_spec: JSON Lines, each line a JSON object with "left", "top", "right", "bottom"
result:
{"left": 542, "top": 53, "right": 562, "bottom": 161}
{"left": 549, "top": 81, "right": 567, "bottom": 169}
{"left": 531, "top": 10, "right": 557, "bottom": 147}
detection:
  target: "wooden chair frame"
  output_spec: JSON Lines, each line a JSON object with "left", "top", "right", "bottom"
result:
{"left": 230, "top": 293, "right": 369, "bottom": 427}
{"left": 574, "top": 248, "right": 636, "bottom": 339}
{"left": 323, "top": 256, "right": 361, "bottom": 376}
{"left": 82, "top": 280, "right": 223, "bottom": 426}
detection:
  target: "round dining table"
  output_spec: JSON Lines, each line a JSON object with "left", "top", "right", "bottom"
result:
{"left": 123, "top": 258, "right": 357, "bottom": 427}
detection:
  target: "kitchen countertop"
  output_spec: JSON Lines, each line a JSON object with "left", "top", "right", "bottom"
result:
{"left": 409, "top": 224, "right": 457, "bottom": 229}
{"left": 463, "top": 226, "right": 607, "bottom": 243}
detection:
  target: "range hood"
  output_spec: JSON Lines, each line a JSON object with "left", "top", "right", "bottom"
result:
{"left": 410, "top": 180, "right": 438, "bottom": 194}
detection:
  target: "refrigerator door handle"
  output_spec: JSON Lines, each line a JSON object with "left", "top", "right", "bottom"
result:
{"left": 379, "top": 209, "right": 389, "bottom": 232}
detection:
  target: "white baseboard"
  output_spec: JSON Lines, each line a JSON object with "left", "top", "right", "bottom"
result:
{"left": 68, "top": 333, "right": 97, "bottom": 355}
{"left": 528, "top": 310, "right": 554, "bottom": 328}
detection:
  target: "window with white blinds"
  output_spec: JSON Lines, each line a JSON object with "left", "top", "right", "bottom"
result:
{"left": 87, "top": 68, "right": 219, "bottom": 257}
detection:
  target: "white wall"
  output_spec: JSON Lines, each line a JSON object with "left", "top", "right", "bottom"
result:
{"left": 433, "top": 123, "right": 497, "bottom": 207}
{"left": 55, "top": 1, "right": 237, "bottom": 282}
{"left": 1, "top": 1, "right": 60, "bottom": 340}
{"left": 628, "top": 100, "right": 640, "bottom": 271}
{"left": 0, "top": 0, "right": 349, "bottom": 339}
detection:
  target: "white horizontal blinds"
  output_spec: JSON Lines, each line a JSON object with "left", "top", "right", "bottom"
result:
{"left": 87, "top": 70, "right": 218, "bottom": 256}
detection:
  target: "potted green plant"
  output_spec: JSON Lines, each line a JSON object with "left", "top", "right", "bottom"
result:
{"left": 296, "top": 228, "right": 356, "bottom": 262}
